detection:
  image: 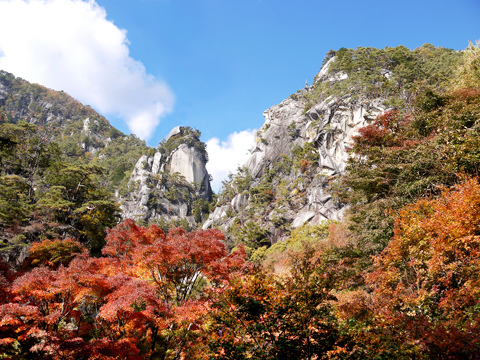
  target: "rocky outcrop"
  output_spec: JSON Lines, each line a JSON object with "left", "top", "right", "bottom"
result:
{"left": 121, "top": 126, "right": 212, "bottom": 226}
{"left": 204, "top": 60, "right": 389, "bottom": 246}
{"left": 166, "top": 126, "right": 183, "bottom": 141}
{"left": 121, "top": 154, "right": 154, "bottom": 221}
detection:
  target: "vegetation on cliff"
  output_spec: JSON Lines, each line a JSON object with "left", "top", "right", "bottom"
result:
{"left": 120, "top": 125, "right": 214, "bottom": 232}
{"left": 333, "top": 41, "right": 480, "bottom": 281}
{"left": 157, "top": 126, "right": 209, "bottom": 164}
{"left": 212, "top": 44, "right": 465, "bottom": 263}
{"left": 303, "top": 43, "right": 462, "bottom": 111}
{"left": 0, "top": 70, "right": 149, "bottom": 190}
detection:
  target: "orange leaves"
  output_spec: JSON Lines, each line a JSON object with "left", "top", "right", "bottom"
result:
{"left": 0, "top": 303, "right": 42, "bottom": 356}
{"left": 299, "top": 159, "right": 313, "bottom": 173}
{"left": 102, "top": 219, "right": 165, "bottom": 263}
{"left": 12, "top": 266, "right": 61, "bottom": 305}
{"left": 99, "top": 277, "right": 165, "bottom": 325}
{"left": 105, "top": 220, "right": 245, "bottom": 304}
{"left": 0, "top": 303, "right": 41, "bottom": 327}
{"left": 206, "top": 247, "right": 340, "bottom": 359}
{"left": 87, "top": 338, "right": 142, "bottom": 360}
{"left": 24, "top": 238, "right": 87, "bottom": 270}
{"left": 363, "top": 176, "right": 480, "bottom": 357}
{"left": 335, "top": 290, "right": 374, "bottom": 323}
{"left": 371, "top": 176, "right": 480, "bottom": 296}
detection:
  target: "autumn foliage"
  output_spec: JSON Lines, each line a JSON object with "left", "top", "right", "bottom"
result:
{"left": 4, "top": 183, "right": 480, "bottom": 359}
{"left": 363, "top": 176, "right": 480, "bottom": 358}
{"left": 0, "top": 220, "right": 246, "bottom": 359}
{"left": 352, "top": 110, "right": 409, "bottom": 150}
{"left": 205, "top": 244, "right": 340, "bottom": 359}
{"left": 5, "top": 173, "right": 480, "bottom": 359}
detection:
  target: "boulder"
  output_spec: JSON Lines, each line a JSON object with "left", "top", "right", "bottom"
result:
{"left": 202, "top": 219, "right": 213, "bottom": 230}
{"left": 151, "top": 152, "right": 162, "bottom": 175}
{"left": 292, "top": 210, "right": 316, "bottom": 229}
{"left": 231, "top": 193, "right": 249, "bottom": 213}
{"left": 309, "top": 214, "right": 329, "bottom": 226}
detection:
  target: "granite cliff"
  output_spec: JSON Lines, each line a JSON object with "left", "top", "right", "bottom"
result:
{"left": 121, "top": 126, "right": 213, "bottom": 228}
{"left": 0, "top": 44, "right": 461, "bottom": 263}
{"left": 202, "top": 58, "right": 394, "bottom": 253}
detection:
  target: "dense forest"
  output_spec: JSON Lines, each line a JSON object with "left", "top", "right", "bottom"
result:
{"left": 1, "top": 41, "right": 480, "bottom": 359}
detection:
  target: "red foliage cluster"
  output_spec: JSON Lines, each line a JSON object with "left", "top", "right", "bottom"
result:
{"left": 0, "top": 219, "right": 246, "bottom": 359}
{"left": 4, "top": 177, "right": 480, "bottom": 358}
{"left": 352, "top": 110, "right": 411, "bottom": 152}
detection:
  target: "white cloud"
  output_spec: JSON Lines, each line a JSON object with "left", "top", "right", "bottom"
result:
{"left": 206, "top": 129, "right": 256, "bottom": 192}
{"left": 0, "top": 0, "right": 174, "bottom": 139}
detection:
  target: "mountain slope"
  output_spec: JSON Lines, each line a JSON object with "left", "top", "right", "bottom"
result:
{"left": 0, "top": 70, "right": 150, "bottom": 189}
{"left": 205, "top": 44, "right": 462, "bottom": 259}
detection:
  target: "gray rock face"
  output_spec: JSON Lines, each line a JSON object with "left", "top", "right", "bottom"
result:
{"left": 168, "top": 144, "right": 210, "bottom": 190}
{"left": 151, "top": 152, "right": 162, "bottom": 175}
{"left": 231, "top": 193, "right": 249, "bottom": 213}
{"left": 204, "top": 59, "right": 388, "bottom": 244}
{"left": 292, "top": 210, "right": 316, "bottom": 229}
{"left": 120, "top": 155, "right": 153, "bottom": 220}
{"left": 202, "top": 205, "right": 231, "bottom": 230}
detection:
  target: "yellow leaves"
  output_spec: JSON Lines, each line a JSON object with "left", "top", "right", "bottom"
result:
{"left": 451, "top": 40, "right": 480, "bottom": 90}
{"left": 334, "top": 289, "right": 374, "bottom": 323}
{"left": 26, "top": 238, "right": 86, "bottom": 270}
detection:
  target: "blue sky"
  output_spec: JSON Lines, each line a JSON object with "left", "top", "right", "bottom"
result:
{"left": 94, "top": 0, "right": 480, "bottom": 142}
{"left": 0, "top": 0, "right": 479, "bottom": 190}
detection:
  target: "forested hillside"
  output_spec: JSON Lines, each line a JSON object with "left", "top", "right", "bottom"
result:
{"left": 0, "top": 72, "right": 153, "bottom": 261}
{"left": 1, "top": 41, "right": 480, "bottom": 359}
{"left": 0, "top": 70, "right": 150, "bottom": 189}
